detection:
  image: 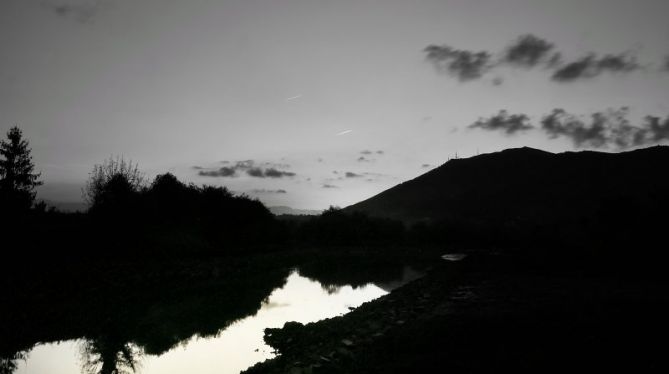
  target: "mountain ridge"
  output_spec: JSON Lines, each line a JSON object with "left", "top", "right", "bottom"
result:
{"left": 345, "top": 145, "right": 669, "bottom": 229}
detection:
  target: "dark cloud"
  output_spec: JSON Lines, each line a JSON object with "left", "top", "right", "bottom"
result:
{"left": 198, "top": 167, "right": 237, "bottom": 177}
{"left": 322, "top": 184, "right": 338, "bottom": 189}
{"left": 551, "top": 53, "right": 640, "bottom": 82}
{"left": 643, "top": 115, "right": 669, "bottom": 142}
{"left": 192, "top": 166, "right": 204, "bottom": 170}
{"left": 424, "top": 45, "right": 493, "bottom": 81}
{"left": 376, "top": 150, "right": 384, "bottom": 155}
{"left": 540, "top": 108, "right": 669, "bottom": 149}
{"left": 246, "top": 167, "right": 295, "bottom": 178}
{"left": 426, "top": 35, "right": 644, "bottom": 83}
{"left": 357, "top": 156, "right": 372, "bottom": 162}
{"left": 246, "top": 167, "right": 264, "bottom": 177}
{"left": 360, "top": 150, "right": 373, "bottom": 155}
{"left": 263, "top": 168, "right": 296, "bottom": 178}
{"left": 469, "top": 110, "right": 533, "bottom": 134}
{"left": 422, "top": 164, "right": 432, "bottom": 168}
{"left": 251, "top": 189, "right": 287, "bottom": 194}
{"left": 470, "top": 107, "right": 669, "bottom": 149}
{"left": 541, "top": 108, "right": 616, "bottom": 148}
{"left": 42, "top": 0, "right": 101, "bottom": 23}
{"left": 345, "top": 172, "right": 362, "bottom": 178}
{"left": 503, "top": 34, "right": 555, "bottom": 67}
{"left": 196, "top": 159, "right": 294, "bottom": 178}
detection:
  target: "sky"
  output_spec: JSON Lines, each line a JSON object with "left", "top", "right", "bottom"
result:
{"left": 2, "top": 0, "right": 669, "bottom": 209}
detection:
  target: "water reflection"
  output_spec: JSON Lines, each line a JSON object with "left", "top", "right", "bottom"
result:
{"left": 3, "top": 257, "right": 427, "bottom": 374}
{"left": 0, "top": 351, "right": 26, "bottom": 374}
{"left": 80, "top": 338, "right": 142, "bottom": 374}
{"left": 298, "top": 256, "right": 426, "bottom": 293}
{"left": 442, "top": 253, "right": 467, "bottom": 262}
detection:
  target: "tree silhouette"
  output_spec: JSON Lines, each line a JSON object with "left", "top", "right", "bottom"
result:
{"left": 80, "top": 338, "right": 142, "bottom": 374}
{"left": 83, "top": 157, "right": 145, "bottom": 213}
{"left": 0, "top": 126, "right": 42, "bottom": 212}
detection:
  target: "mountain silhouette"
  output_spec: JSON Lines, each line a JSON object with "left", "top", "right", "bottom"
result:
{"left": 345, "top": 146, "right": 669, "bottom": 249}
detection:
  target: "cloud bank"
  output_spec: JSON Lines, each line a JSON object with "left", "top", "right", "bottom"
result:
{"left": 469, "top": 110, "right": 532, "bottom": 134}
{"left": 551, "top": 54, "right": 640, "bottom": 82}
{"left": 470, "top": 108, "right": 669, "bottom": 149}
{"left": 502, "top": 34, "right": 558, "bottom": 68}
{"left": 424, "top": 45, "right": 493, "bottom": 81}
{"left": 426, "top": 34, "right": 654, "bottom": 83}
{"left": 41, "top": 0, "right": 103, "bottom": 23}
{"left": 196, "top": 160, "right": 295, "bottom": 178}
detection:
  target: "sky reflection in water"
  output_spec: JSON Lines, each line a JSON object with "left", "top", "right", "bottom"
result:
{"left": 14, "top": 270, "right": 390, "bottom": 374}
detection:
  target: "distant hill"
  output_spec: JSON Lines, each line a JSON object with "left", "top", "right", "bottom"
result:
{"left": 345, "top": 146, "right": 669, "bottom": 239}
{"left": 269, "top": 206, "right": 322, "bottom": 216}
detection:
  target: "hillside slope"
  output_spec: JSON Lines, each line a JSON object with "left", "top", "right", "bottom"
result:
{"left": 345, "top": 146, "right": 669, "bottom": 248}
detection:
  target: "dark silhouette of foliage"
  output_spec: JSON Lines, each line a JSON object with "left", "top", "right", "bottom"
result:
{"left": 80, "top": 338, "right": 142, "bottom": 374}
{"left": 77, "top": 163, "right": 281, "bottom": 255}
{"left": 295, "top": 206, "right": 406, "bottom": 246}
{"left": 83, "top": 157, "right": 145, "bottom": 214}
{"left": 0, "top": 351, "right": 26, "bottom": 374}
{"left": 0, "top": 126, "right": 42, "bottom": 212}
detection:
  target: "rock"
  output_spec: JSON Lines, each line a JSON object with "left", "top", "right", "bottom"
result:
{"left": 341, "top": 339, "right": 354, "bottom": 346}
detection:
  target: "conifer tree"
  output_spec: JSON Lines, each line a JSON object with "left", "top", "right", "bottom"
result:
{"left": 0, "top": 126, "right": 43, "bottom": 211}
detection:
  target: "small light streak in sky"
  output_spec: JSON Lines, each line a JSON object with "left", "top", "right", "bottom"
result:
{"left": 285, "top": 94, "right": 302, "bottom": 102}
{"left": 336, "top": 130, "right": 353, "bottom": 136}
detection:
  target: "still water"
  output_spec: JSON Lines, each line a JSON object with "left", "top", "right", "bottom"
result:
{"left": 9, "top": 267, "right": 422, "bottom": 374}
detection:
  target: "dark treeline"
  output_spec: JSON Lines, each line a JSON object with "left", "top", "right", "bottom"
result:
{"left": 3, "top": 126, "right": 669, "bottom": 280}
{"left": 0, "top": 127, "right": 427, "bottom": 260}
{"left": 83, "top": 167, "right": 282, "bottom": 255}
{"left": 4, "top": 158, "right": 667, "bottom": 266}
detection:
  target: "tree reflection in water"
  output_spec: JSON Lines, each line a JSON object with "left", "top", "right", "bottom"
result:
{"left": 80, "top": 337, "right": 142, "bottom": 374}
{"left": 0, "top": 352, "right": 27, "bottom": 374}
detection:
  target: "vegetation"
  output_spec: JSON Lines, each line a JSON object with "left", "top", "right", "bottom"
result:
{"left": 0, "top": 126, "right": 42, "bottom": 213}
{"left": 4, "top": 132, "right": 669, "bottom": 272}
{"left": 83, "top": 157, "right": 146, "bottom": 211}
{"left": 3, "top": 130, "right": 669, "bottom": 374}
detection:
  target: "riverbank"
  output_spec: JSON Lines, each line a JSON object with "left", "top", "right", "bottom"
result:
{"left": 245, "top": 253, "right": 669, "bottom": 373}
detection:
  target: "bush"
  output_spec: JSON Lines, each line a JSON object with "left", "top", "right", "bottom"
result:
{"left": 83, "top": 157, "right": 145, "bottom": 214}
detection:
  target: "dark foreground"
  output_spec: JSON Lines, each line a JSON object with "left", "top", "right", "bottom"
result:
{"left": 245, "top": 254, "right": 669, "bottom": 373}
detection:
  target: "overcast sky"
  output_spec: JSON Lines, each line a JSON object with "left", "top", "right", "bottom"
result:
{"left": 2, "top": 0, "right": 669, "bottom": 209}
